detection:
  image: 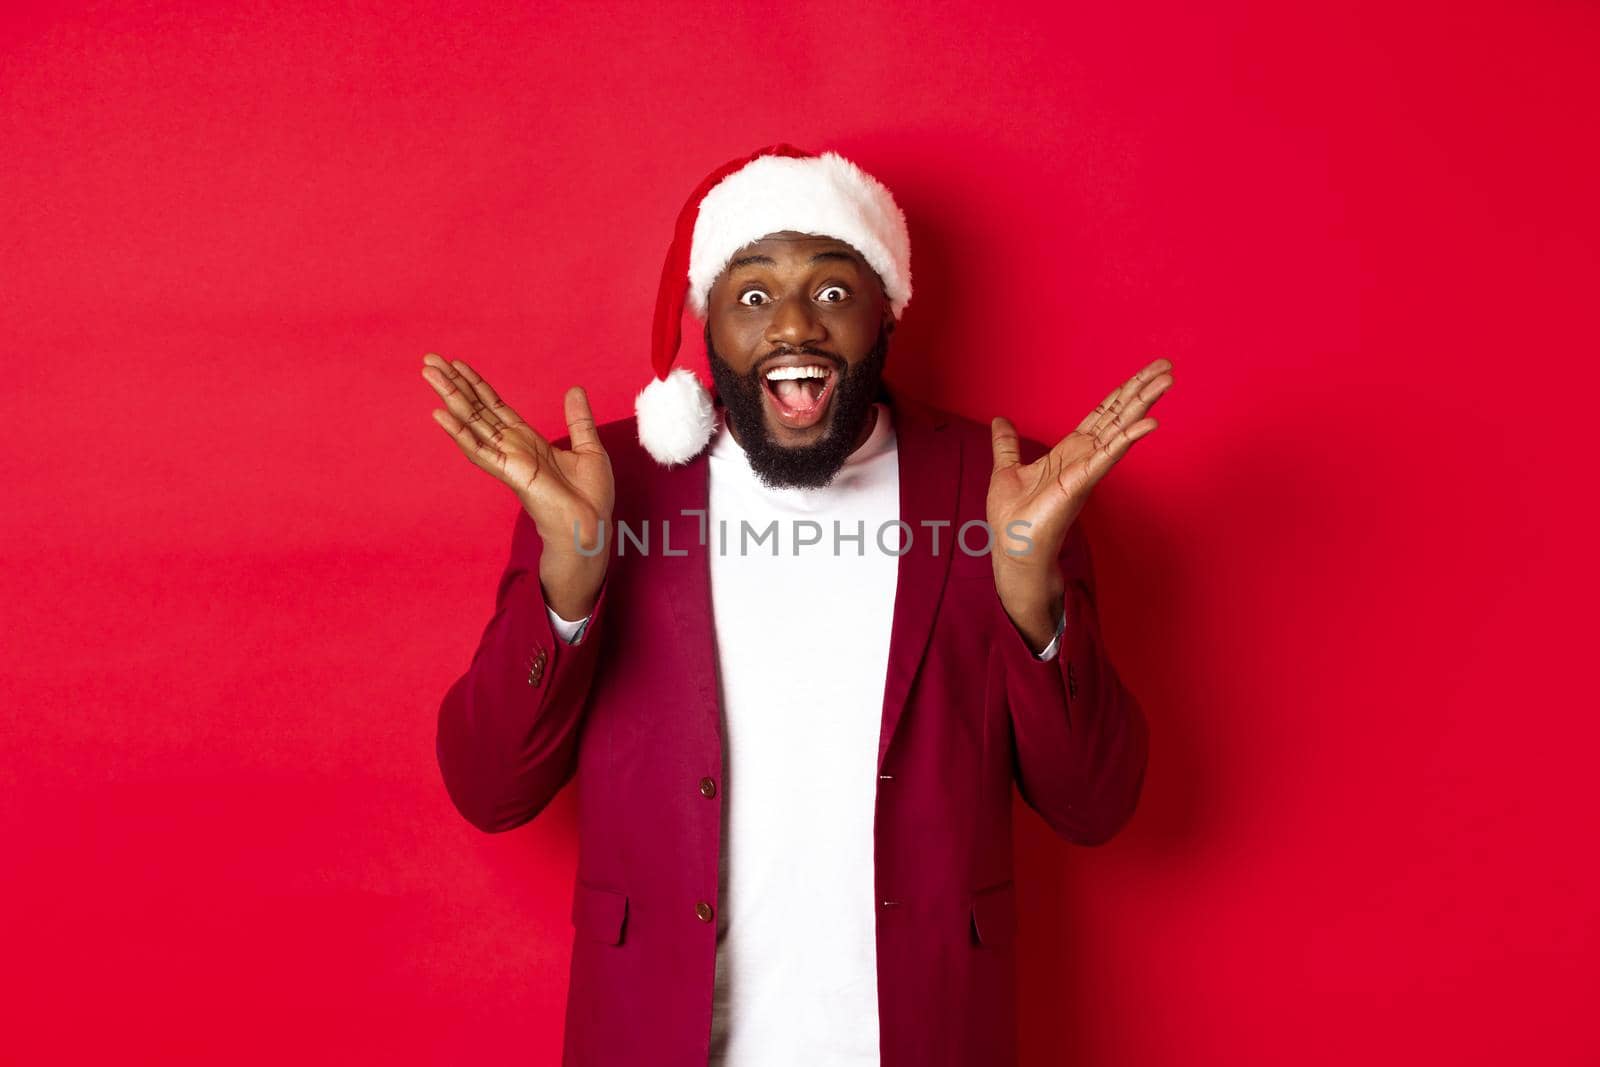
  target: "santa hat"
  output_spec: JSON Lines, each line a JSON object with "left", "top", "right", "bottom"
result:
{"left": 636, "top": 143, "right": 913, "bottom": 466}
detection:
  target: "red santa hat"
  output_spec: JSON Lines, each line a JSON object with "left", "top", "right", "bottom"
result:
{"left": 637, "top": 143, "right": 913, "bottom": 466}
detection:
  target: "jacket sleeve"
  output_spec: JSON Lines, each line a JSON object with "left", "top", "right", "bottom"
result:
{"left": 435, "top": 505, "right": 611, "bottom": 833}
{"left": 994, "top": 517, "right": 1149, "bottom": 846}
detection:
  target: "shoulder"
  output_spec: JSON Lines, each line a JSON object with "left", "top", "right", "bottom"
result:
{"left": 546, "top": 413, "right": 701, "bottom": 514}
{"left": 547, "top": 414, "right": 658, "bottom": 474}
{"left": 894, "top": 395, "right": 1054, "bottom": 466}
{"left": 899, "top": 395, "right": 1090, "bottom": 561}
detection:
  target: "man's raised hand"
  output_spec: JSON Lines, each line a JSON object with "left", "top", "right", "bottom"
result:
{"left": 986, "top": 357, "right": 1173, "bottom": 651}
{"left": 421, "top": 353, "right": 613, "bottom": 618}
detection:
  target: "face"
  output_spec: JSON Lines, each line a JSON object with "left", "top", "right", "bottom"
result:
{"left": 704, "top": 231, "right": 895, "bottom": 488}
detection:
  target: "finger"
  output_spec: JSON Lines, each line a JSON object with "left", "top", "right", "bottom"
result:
{"left": 445, "top": 357, "right": 516, "bottom": 441}
{"left": 1070, "top": 416, "right": 1160, "bottom": 495}
{"left": 1081, "top": 358, "right": 1171, "bottom": 438}
{"left": 421, "top": 353, "right": 495, "bottom": 415}
{"left": 430, "top": 405, "right": 510, "bottom": 480}
{"left": 420, "top": 354, "right": 509, "bottom": 447}
{"left": 1086, "top": 359, "right": 1173, "bottom": 441}
{"left": 1074, "top": 385, "right": 1121, "bottom": 436}
{"left": 990, "top": 415, "right": 1022, "bottom": 473}
{"left": 1092, "top": 371, "right": 1173, "bottom": 447}
{"left": 564, "top": 385, "right": 605, "bottom": 454}
{"left": 450, "top": 357, "right": 541, "bottom": 441}
{"left": 421, "top": 359, "right": 502, "bottom": 447}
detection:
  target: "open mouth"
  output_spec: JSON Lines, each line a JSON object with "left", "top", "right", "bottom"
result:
{"left": 760, "top": 360, "right": 838, "bottom": 431}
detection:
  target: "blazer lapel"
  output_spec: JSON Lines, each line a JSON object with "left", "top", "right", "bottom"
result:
{"left": 877, "top": 388, "right": 962, "bottom": 773}
{"left": 649, "top": 447, "right": 722, "bottom": 742}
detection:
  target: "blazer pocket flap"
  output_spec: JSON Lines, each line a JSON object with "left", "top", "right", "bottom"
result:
{"left": 970, "top": 879, "right": 1016, "bottom": 949}
{"left": 571, "top": 882, "right": 628, "bottom": 945}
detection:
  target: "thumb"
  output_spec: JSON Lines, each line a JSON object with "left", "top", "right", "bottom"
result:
{"left": 990, "top": 416, "right": 1021, "bottom": 474}
{"left": 564, "top": 385, "right": 604, "bottom": 454}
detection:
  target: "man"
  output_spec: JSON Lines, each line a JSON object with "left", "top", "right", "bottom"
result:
{"left": 423, "top": 144, "right": 1170, "bottom": 1066}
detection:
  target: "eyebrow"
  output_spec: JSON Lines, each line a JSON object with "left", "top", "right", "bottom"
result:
{"left": 728, "top": 250, "right": 858, "bottom": 270}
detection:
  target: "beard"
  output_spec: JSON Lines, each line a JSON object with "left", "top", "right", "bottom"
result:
{"left": 705, "top": 319, "right": 891, "bottom": 490}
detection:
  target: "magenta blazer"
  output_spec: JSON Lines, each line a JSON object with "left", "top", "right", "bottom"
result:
{"left": 435, "top": 387, "right": 1150, "bottom": 1066}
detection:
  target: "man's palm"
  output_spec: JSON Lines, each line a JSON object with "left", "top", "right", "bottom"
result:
{"left": 421, "top": 353, "right": 614, "bottom": 545}
{"left": 988, "top": 358, "right": 1173, "bottom": 563}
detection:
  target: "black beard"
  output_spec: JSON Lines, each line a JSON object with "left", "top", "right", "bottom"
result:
{"left": 705, "top": 321, "right": 891, "bottom": 489}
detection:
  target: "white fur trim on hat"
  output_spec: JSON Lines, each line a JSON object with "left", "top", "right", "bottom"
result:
{"left": 685, "top": 151, "right": 912, "bottom": 320}
{"left": 635, "top": 366, "right": 716, "bottom": 466}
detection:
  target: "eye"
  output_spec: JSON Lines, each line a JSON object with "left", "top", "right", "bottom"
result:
{"left": 737, "top": 289, "right": 769, "bottom": 307}
{"left": 817, "top": 284, "right": 850, "bottom": 304}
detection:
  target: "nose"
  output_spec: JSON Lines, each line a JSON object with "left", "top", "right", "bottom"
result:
{"left": 764, "top": 292, "right": 827, "bottom": 349}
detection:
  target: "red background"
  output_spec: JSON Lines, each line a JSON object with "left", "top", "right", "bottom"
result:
{"left": 3, "top": 1, "right": 1596, "bottom": 1063}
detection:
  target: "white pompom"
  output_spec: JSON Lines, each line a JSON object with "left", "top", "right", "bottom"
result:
{"left": 634, "top": 366, "right": 716, "bottom": 466}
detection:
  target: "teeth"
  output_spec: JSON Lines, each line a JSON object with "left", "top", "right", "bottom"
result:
{"left": 765, "top": 365, "right": 831, "bottom": 381}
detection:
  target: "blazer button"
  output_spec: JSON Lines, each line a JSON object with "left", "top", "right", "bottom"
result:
{"left": 699, "top": 777, "right": 717, "bottom": 798}
{"left": 695, "top": 900, "right": 714, "bottom": 922}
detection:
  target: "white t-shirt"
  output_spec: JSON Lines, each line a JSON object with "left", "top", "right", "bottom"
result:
{"left": 545, "top": 402, "right": 1061, "bottom": 1065}
{"left": 701, "top": 402, "right": 900, "bottom": 1065}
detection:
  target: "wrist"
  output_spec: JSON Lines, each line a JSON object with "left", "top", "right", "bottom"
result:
{"left": 1003, "top": 600, "right": 1062, "bottom": 655}
{"left": 539, "top": 550, "right": 607, "bottom": 620}
{"left": 993, "top": 558, "right": 1065, "bottom": 655}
